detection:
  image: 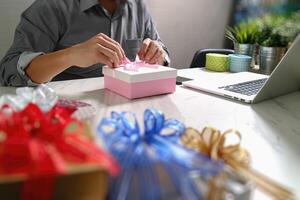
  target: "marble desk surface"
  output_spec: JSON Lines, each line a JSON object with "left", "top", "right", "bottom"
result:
{"left": 0, "top": 68, "right": 300, "bottom": 199}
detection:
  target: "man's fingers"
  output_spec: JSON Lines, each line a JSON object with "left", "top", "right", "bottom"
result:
{"left": 96, "top": 43, "right": 119, "bottom": 66}
{"left": 96, "top": 53, "right": 114, "bottom": 68}
{"left": 97, "top": 33, "right": 126, "bottom": 59}
{"left": 144, "top": 41, "right": 159, "bottom": 63}
{"left": 149, "top": 48, "right": 164, "bottom": 64}
{"left": 138, "top": 38, "right": 151, "bottom": 60}
{"left": 96, "top": 37, "right": 122, "bottom": 63}
{"left": 96, "top": 35, "right": 123, "bottom": 63}
{"left": 102, "top": 34, "right": 126, "bottom": 58}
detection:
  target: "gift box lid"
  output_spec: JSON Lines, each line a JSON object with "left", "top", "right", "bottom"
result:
{"left": 103, "top": 65, "right": 177, "bottom": 83}
{"left": 0, "top": 164, "right": 109, "bottom": 200}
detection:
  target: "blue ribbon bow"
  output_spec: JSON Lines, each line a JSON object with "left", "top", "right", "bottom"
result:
{"left": 98, "top": 109, "right": 223, "bottom": 200}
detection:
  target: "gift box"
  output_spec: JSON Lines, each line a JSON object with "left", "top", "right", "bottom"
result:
{"left": 103, "top": 59, "right": 177, "bottom": 99}
{"left": 0, "top": 87, "right": 120, "bottom": 200}
{"left": 0, "top": 165, "right": 108, "bottom": 200}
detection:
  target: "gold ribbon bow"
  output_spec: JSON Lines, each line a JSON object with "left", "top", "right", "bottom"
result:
{"left": 181, "top": 127, "right": 294, "bottom": 200}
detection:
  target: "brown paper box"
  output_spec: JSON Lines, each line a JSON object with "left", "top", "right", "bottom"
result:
{"left": 0, "top": 165, "right": 108, "bottom": 200}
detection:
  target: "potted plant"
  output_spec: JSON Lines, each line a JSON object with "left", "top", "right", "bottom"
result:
{"left": 226, "top": 21, "right": 259, "bottom": 67}
{"left": 256, "top": 15, "right": 289, "bottom": 74}
{"left": 275, "top": 11, "right": 300, "bottom": 48}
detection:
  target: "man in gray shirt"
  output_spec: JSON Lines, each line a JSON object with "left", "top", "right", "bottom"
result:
{"left": 0, "top": 0, "right": 170, "bottom": 86}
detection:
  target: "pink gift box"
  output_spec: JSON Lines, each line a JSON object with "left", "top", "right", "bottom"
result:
{"left": 103, "top": 65, "right": 177, "bottom": 99}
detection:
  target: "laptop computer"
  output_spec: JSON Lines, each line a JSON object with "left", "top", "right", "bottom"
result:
{"left": 182, "top": 35, "right": 300, "bottom": 104}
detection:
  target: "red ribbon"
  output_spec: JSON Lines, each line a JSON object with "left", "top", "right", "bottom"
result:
{"left": 0, "top": 103, "right": 120, "bottom": 200}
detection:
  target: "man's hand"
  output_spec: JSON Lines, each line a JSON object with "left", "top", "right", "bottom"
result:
{"left": 138, "top": 38, "right": 166, "bottom": 65}
{"left": 69, "top": 33, "right": 125, "bottom": 68}
{"left": 25, "top": 33, "right": 125, "bottom": 84}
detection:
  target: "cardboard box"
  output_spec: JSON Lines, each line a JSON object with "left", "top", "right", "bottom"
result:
{"left": 103, "top": 65, "right": 177, "bottom": 99}
{"left": 0, "top": 165, "right": 108, "bottom": 200}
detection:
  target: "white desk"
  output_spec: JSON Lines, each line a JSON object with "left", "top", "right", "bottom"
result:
{"left": 1, "top": 69, "right": 300, "bottom": 199}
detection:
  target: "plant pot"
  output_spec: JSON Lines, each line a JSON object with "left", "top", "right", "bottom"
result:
{"left": 259, "top": 46, "right": 286, "bottom": 75}
{"left": 234, "top": 43, "right": 256, "bottom": 67}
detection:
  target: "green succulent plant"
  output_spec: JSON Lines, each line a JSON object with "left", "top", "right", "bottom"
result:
{"left": 225, "top": 21, "right": 259, "bottom": 44}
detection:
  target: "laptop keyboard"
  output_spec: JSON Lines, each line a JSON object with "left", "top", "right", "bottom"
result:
{"left": 219, "top": 78, "right": 268, "bottom": 96}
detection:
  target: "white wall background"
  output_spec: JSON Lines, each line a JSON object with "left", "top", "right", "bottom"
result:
{"left": 147, "top": 0, "right": 234, "bottom": 68}
{"left": 0, "top": 0, "right": 233, "bottom": 68}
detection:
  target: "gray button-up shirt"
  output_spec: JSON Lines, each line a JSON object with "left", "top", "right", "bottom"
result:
{"left": 0, "top": 0, "right": 169, "bottom": 86}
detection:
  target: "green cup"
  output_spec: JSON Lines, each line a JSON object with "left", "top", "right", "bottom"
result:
{"left": 205, "top": 53, "right": 229, "bottom": 72}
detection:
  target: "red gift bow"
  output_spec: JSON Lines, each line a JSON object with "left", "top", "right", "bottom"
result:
{"left": 0, "top": 103, "right": 120, "bottom": 200}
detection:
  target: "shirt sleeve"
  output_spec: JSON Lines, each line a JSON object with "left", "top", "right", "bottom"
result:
{"left": 0, "top": 0, "right": 62, "bottom": 86}
{"left": 142, "top": 2, "right": 171, "bottom": 66}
